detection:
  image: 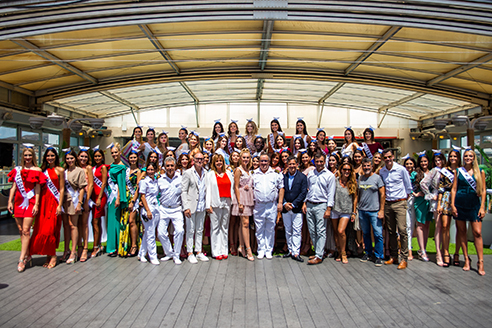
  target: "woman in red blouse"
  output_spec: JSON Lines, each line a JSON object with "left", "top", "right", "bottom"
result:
{"left": 205, "top": 154, "right": 234, "bottom": 259}
{"left": 8, "top": 145, "right": 44, "bottom": 272}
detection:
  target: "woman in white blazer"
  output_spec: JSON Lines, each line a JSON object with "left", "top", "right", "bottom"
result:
{"left": 205, "top": 154, "right": 234, "bottom": 260}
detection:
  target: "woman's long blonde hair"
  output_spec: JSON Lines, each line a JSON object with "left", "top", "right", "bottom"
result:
{"left": 464, "top": 150, "right": 483, "bottom": 197}
{"left": 340, "top": 163, "right": 357, "bottom": 196}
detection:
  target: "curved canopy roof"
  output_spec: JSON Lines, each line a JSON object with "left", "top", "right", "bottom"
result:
{"left": 1, "top": 1, "right": 491, "bottom": 123}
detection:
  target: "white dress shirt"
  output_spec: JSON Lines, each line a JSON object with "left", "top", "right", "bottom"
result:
{"left": 139, "top": 176, "right": 159, "bottom": 207}
{"left": 305, "top": 167, "right": 336, "bottom": 207}
{"left": 252, "top": 167, "right": 284, "bottom": 203}
{"left": 192, "top": 166, "right": 207, "bottom": 212}
{"left": 379, "top": 162, "right": 413, "bottom": 201}
{"left": 158, "top": 173, "right": 182, "bottom": 208}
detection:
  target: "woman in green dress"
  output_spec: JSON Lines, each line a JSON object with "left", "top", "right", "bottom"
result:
{"left": 118, "top": 150, "right": 142, "bottom": 257}
{"left": 107, "top": 143, "right": 128, "bottom": 257}
{"left": 414, "top": 152, "right": 433, "bottom": 262}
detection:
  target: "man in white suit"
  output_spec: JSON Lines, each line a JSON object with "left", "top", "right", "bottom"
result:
{"left": 181, "top": 151, "right": 209, "bottom": 263}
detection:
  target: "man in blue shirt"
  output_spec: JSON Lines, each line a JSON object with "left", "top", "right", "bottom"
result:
{"left": 282, "top": 156, "right": 308, "bottom": 262}
{"left": 379, "top": 149, "right": 413, "bottom": 270}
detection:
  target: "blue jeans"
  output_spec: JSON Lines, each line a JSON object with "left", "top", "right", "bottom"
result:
{"left": 358, "top": 210, "right": 384, "bottom": 259}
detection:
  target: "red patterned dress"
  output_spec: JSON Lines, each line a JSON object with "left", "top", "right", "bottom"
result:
{"left": 29, "top": 167, "right": 62, "bottom": 256}
{"left": 8, "top": 167, "right": 44, "bottom": 218}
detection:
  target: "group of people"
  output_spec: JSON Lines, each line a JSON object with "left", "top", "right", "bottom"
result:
{"left": 8, "top": 118, "right": 487, "bottom": 276}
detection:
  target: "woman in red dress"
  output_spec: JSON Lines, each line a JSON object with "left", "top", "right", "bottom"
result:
{"left": 8, "top": 144, "right": 44, "bottom": 272}
{"left": 30, "top": 146, "right": 65, "bottom": 269}
{"left": 91, "top": 148, "right": 108, "bottom": 258}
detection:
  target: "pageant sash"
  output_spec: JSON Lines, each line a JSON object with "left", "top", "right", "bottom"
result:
{"left": 440, "top": 167, "right": 454, "bottom": 183}
{"left": 107, "top": 177, "right": 119, "bottom": 205}
{"left": 64, "top": 171, "right": 80, "bottom": 207}
{"left": 92, "top": 166, "right": 109, "bottom": 198}
{"left": 44, "top": 170, "right": 60, "bottom": 204}
{"left": 126, "top": 168, "right": 136, "bottom": 197}
{"left": 15, "top": 167, "right": 34, "bottom": 209}
{"left": 458, "top": 167, "right": 476, "bottom": 191}
{"left": 362, "top": 143, "right": 373, "bottom": 160}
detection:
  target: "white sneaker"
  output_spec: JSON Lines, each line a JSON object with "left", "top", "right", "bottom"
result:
{"left": 266, "top": 252, "right": 273, "bottom": 260}
{"left": 188, "top": 254, "right": 198, "bottom": 264}
{"left": 160, "top": 255, "right": 172, "bottom": 262}
{"left": 150, "top": 259, "right": 160, "bottom": 265}
{"left": 174, "top": 257, "right": 182, "bottom": 265}
{"left": 257, "top": 251, "right": 265, "bottom": 259}
{"left": 139, "top": 256, "right": 148, "bottom": 263}
{"left": 196, "top": 253, "right": 209, "bottom": 262}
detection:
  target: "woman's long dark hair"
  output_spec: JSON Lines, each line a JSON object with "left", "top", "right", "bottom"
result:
{"left": 41, "top": 148, "right": 60, "bottom": 171}
{"left": 296, "top": 119, "right": 309, "bottom": 136}
{"left": 270, "top": 119, "right": 283, "bottom": 132}
{"left": 93, "top": 149, "right": 106, "bottom": 165}
{"left": 130, "top": 126, "right": 143, "bottom": 140}
{"left": 415, "top": 154, "right": 431, "bottom": 185}
{"left": 212, "top": 122, "right": 224, "bottom": 141}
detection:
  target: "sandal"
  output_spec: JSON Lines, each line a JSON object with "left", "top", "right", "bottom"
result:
{"left": 66, "top": 252, "right": 77, "bottom": 265}
{"left": 61, "top": 251, "right": 70, "bottom": 262}
{"left": 91, "top": 246, "right": 103, "bottom": 258}
{"left": 246, "top": 247, "right": 254, "bottom": 262}
{"left": 127, "top": 246, "right": 138, "bottom": 258}
{"left": 342, "top": 252, "right": 348, "bottom": 264}
{"left": 80, "top": 248, "right": 89, "bottom": 263}
{"left": 477, "top": 259, "right": 486, "bottom": 276}
{"left": 17, "top": 259, "right": 26, "bottom": 273}
{"left": 43, "top": 256, "right": 51, "bottom": 268}
{"left": 238, "top": 246, "right": 246, "bottom": 258}
{"left": 453, "top": 254, "right": 460, "bottom": 266}
{"left": 442, "top": 255, "right": 450, "bottom": 268}
{"left": 47, "top": 256, "right": 58, "bottom": 269}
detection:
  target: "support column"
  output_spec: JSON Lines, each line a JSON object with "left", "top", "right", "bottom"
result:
{"left": 467, "top": 128, "right": 474, "bottom": 147}
{"left": 62, "top": 128, "right": 71, "bottom": 148}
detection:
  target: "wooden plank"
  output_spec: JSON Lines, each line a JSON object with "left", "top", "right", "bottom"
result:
{"left": 254, "top": 260, "right": 273, "bottom": 328}
{"left": 187, "top": 259, "right": 221, "bottom": 327}
{"left": 173, "top": 261, "right": 212, "bottom": 328}
{"left": 243, "top": 258, "right": 259, "bottom": 328}
{"left": 278, "top": 258, "right": 315, "bottom": 328}
{"left": 230, "top": 258, "right": 246, "bottom": 328}
{"left": 202, "top": 260, "right": 228, "bottom": 327}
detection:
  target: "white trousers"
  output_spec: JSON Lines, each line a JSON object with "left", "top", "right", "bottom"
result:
{"left": 138, "top": 206, "right": 160, "bottom": 261}
{"left": 209, "top": 206, "right": 230, "bottom": 257}
{"left": 157, "top": 207, "right": 184, "bottom": 260}
{"left": 406, "top": 196, "right": 416, "bottom": 251}
{"left": 254, "top": 202, "right": 277, "bottom": 255}
{"left": 283, "top": 210, "right": 303, "bottom": 255}
{"left": 186, "top": 211, "right": 206, "bottom": 253}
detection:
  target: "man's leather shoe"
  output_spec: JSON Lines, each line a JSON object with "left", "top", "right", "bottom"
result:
{"left": 397, "top": 260, "right": 407, "bottom": 270}
{"left": 283, "top": 253, "right": 292, "bottom": 258}
{"left": 292, "top": 255, "right": 304, "bottom": 263}
{"left": 385, "top": 257, "right": 398, "bottom": 265}
{"left": 307, "top": 257, "right": 322, "bottom": 265}
{"left": 309, "top": 255, "right": 316, "bottom": 260}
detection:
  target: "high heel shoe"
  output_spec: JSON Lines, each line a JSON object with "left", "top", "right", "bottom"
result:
{"left": 66, "top": 252, "right": 77, "bottom": 265}
{"left": 25, "top": 255, "right": 32, "bottom": 268}
{"left": 463, "top": 256, "right": 471, "bottom": 271}
{"left": 17, "top": 259, "right": 26, "bottom": 273}
{"left": 127, "top": 246, "right": 138, "bottom": 258}
{"left": 61, "top": 251, "right": 70, "bottom": 262}
{"left": 477, "top": 259, "right": 486, "bottom": 276}
{"left": 47, "top": 256, "right": 58, "bottom": 269}
{"left": 91, "top": 246, "right": 103, "bottom": 258}
{"left": 246, "top": 247, "right": 254, "bottom": 262}
{"left": 238, "top": 246, "right": 246, "bottom": 258}
{"left": 453, "top": 254, "right": 460, "bottom": 266}
{"left": 80, "top": 248, "right": 89, "bottom": 263}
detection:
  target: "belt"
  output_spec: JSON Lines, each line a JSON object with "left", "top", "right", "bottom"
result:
{"left": 307, "top": 200, "right": 325, "bottom": 205}
{"left": 162, "top": 204, "right": 181, "bottom": 209}
{"left": 386, "top": 198, "right": 406, "bottom": 203}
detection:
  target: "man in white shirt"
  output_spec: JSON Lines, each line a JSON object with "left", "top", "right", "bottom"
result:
{"left": 157, "top": 157, "right": 184, "bottom": 265}
{"left": 379, "top": 149, "right": 413, "bottom": 270}
{"left": 253, "top": 152, "right": 285, "bottom": 259}
{"left": 302, "top": 152, "right": 336, "bottom": 265}
{"left": 182, "top": 151, "right": 209, "bottom": 263}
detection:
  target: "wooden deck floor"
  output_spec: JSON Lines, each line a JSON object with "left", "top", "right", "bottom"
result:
{"left": 0, "top": 247, "right": 491, "bottom": 328}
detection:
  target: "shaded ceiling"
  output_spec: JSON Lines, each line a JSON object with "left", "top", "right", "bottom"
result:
{"left": 1, "top": 0, "right": 491, "bottom": 122}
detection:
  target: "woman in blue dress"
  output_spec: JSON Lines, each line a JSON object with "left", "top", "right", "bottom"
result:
{"left": 450, "top": 149, "right": 486, "bottom": 276}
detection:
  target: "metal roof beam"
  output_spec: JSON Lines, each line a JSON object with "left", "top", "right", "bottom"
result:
{"left": 344, "top": 26, "right": 401, "bottom": 76}
{"left": 427, "top": 52, "right": 492, "bottom": 86}
{"left": 99, "top": 90, "right": 140, "bottom": 111}
{"left": 378, "top": 92, "right": 426, "bottom": 113}
{"left": 179, "top": 81, "right": 199, "bottom": 103}
{"left": 256, "top": 78, "right": 265, "bottom": 101}
{"left": 259, "top": 20, "right": 274, "bottom": 71}
{"left": 318, "top": 82, "right": 345, "bottom": 104}
{"left": 48, "top": 101, "right": 98, "bottom": 118}
{"left": 138, "top": 24, "right": 180, "bottom": 75}
{"left": 11, "top": 38, "right": 98, "bottom": 84}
